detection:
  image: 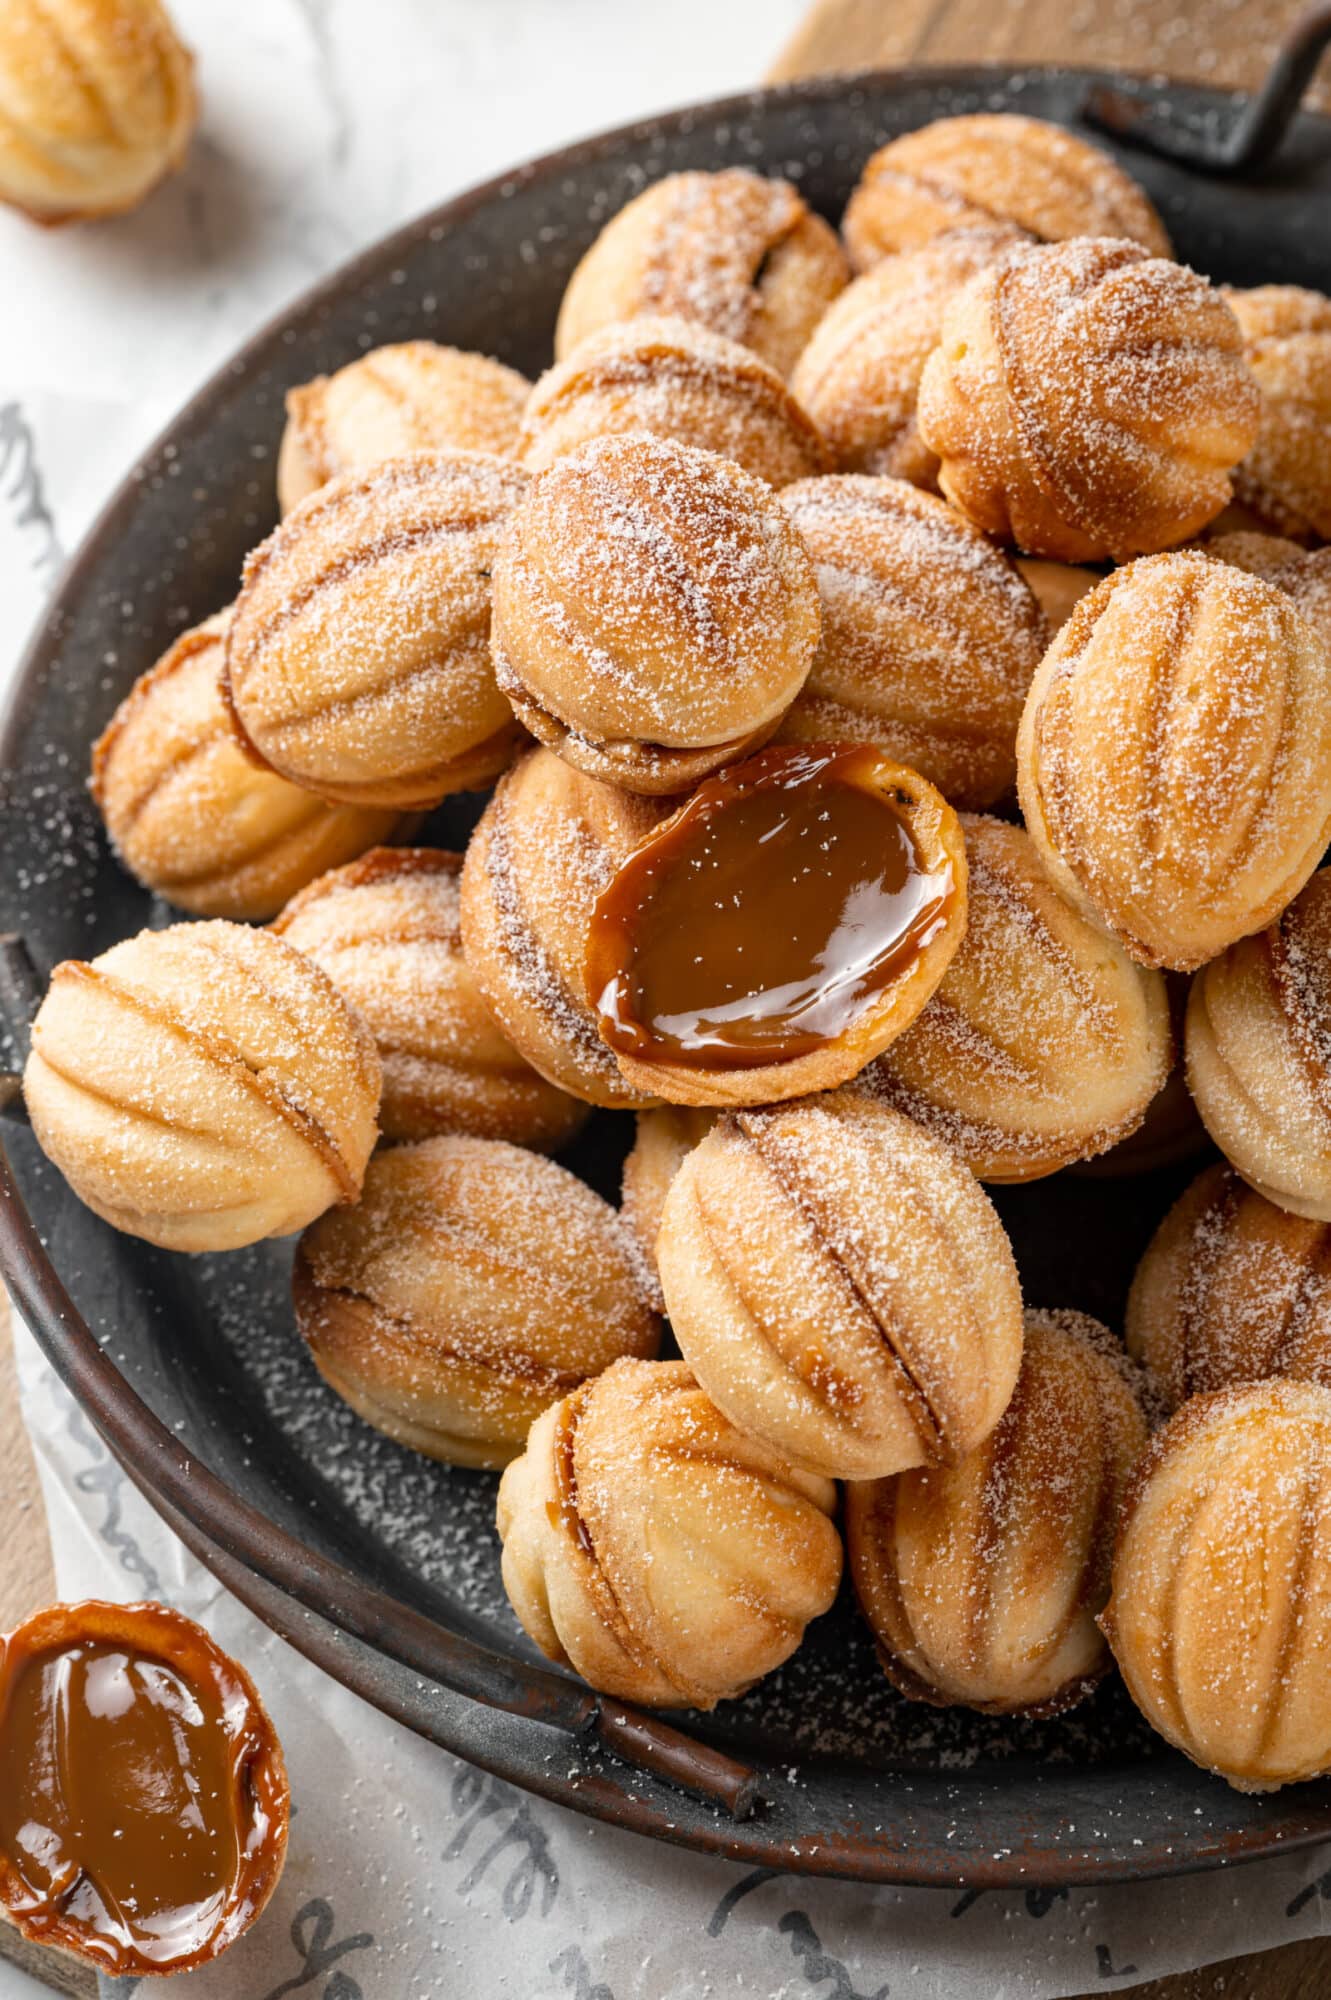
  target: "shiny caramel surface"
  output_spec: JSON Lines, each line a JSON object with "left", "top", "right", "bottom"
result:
{"left": 587, "top": 743, "right": 955, "bottom": 1069}
{"left": 0, "top": 1602, "right": 286, "bottom": 1975}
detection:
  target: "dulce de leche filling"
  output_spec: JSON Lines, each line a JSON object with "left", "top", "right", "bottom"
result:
{"left": 587, "top": 743, "right": 956, "bottom": 1070}
{"left": 0, "top": 1601, "right": 287, "bottom": 1976}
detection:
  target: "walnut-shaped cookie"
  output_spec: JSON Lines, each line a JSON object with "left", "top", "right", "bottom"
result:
{"left": 224, "top": 452, "right": 527, "bottom": 809}
{"left": 273, "top": 848, "right": 586, "bottom": 1150}
{"left": 840, "top": 113, "right": 1171, "bottom": 273}
{"left": 1103, "top": 1379, "right": 1331, "bottom": 1791}
{"left": 516, "top": 317, "right": 830, "bottom": 488}
{"left": 865, "top": 815, "right": 1171, "bottom": 1180}
{"left": 459, "top": 748, "right": 666, "bottom": 1109}
{"left": 1127, "top": 1162, "right": 1331, "bottom": 1413}
{"left": 294, "top": 1138, "right": 659, "bottom": 1469}
{"left": 1205, "top": 530, "right": 1331, "bottom": 644}
{"left": 1069, "top": 967, "right": 1203, "bottom": 1180}
{"left": 847, "top": 1309, "right": 1149, "bottom": 1716}
{"left": 1186, "top": 868, "right": 1331, "bottom": 1220}
{"left": 496, "top": 1358, "right": 842, "bottom": 1707}
{"left": 277, "top": 342, "right": 531, "bottom": 513}
{"left": 491, "top": 433, "right": 821, "bottom": 795}
{"left": 1017, "top": 553, "right": 1331, "bottom": 971}
{"left": 586, "top": 744, "right": 967, "bottom": 1109}
{"left": 24, "top": 921, "right": 380, "bottom": 1252}
{"left": 656, "top": 1091, "right": 1024, "bottom": 1481}
{"left": 620, "top": 1106, "right": 716, "bottom": 1307}
{"left": 1224, "top": 286, "right": 1331, "bottom": 545}
{"left": 789, "top": 225, "right": 1026, "bottom": 485}
{"left": 0, "top": 0, "right": 195, "bottom": 224}
{"left": 775, "top": 477, "right": 1047, "bottom": 809}
{"left": 554, "top": 168, "right": 848, "bottom": 378}
{"left": 916, "top": 239, "right": 1260, "bottom": 562}
{"left": 91, "top": 609, "right": 404, "bottom": 920}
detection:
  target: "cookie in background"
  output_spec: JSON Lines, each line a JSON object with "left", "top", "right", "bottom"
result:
{"left": 273, "top": 848, "right": 588, "bottom": 1150}
{"left": 1127, "top": 1161, "right": 1331, "bottom": 1411}
{"left": 840, "top": 112, "right": 1171, "bottom": 270}
{"left": 0, "top": 0, "right": 195, "bottom": 224}
{"left": 277, "top": 343, "right": 531, "bottom": 513}
{"left": 555, "top": 167, "right": 848, "bottom": 376}
{"left": 92, "top": 608, "right": 406, "bottom": 921}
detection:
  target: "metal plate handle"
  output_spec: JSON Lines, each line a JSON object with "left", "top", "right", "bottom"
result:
{"left": 1085, "top": 3, "right": 1331, "bottom": 171}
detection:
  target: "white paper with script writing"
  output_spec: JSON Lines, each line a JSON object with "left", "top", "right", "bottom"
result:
{"left": 9, "top": 1320, "right": 1331, "bottom": 2000}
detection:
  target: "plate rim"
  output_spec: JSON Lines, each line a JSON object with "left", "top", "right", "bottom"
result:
{"left": 5, "top": 61, "right": 1331, "bottom": 1890}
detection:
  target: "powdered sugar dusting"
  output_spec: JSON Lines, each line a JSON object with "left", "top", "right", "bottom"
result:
{"left": 494, "top": 433, "right": 818, "bottom": 749}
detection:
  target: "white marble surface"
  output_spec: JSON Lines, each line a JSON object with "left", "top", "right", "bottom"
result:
{"left": 0, "top": 0, "right": 807, "bottom": 671}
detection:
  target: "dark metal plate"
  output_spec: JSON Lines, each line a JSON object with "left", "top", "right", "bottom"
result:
{"left": 3, "top": 65, "right": 1331, "bottom": 1888}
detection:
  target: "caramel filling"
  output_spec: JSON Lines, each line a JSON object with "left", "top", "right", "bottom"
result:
{"left": 587, "top": 743, "right": 954, "bottom": 1070}
{"left": 0, "top": 1615, "right": 279, "bottom": 1975}
{"left": 551, "top": 1391, "right": 597, "bottom": 1560}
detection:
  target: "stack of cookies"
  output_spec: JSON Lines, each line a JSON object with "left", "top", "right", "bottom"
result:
{"left": 24, "top": 113, "right": 1331, "bottom": 1795}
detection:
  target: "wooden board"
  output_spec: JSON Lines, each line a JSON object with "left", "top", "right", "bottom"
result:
{"left": 768, "top": 0, "right": 1331, "bottom": 111}
{"left": 0, "top": 1291, "right": 54, "bottom": 1631}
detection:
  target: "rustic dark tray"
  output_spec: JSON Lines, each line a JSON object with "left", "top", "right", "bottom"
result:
{"left": 3, "top": 63, "right": 1331, "bottom": 1889}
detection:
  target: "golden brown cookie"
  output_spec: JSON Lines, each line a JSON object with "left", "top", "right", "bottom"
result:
{"left": 1017, "top": 552, "right": 1331, "bottom": 970}
{"left": 1102, "top": 1379, "right": 1331, "bottom": 1791}
{"left": 865, "top": 814, "right": 1171, "bottom": 1180}
{"left": 272, "top": 848, "right": 587, "bottom": 1149}
{"left": 846, "top": 1309, "right": 1148, "bottom": 1715}
{"left": 840, "top": 114, "right": 1171, "bottom": 273}
{"left": 1068, "top": 968, "right": 1202, "bottom": 1180}
{"left": 23, "top": 921, "right": 380, "bottom": 1251}
{"left": 789, "top": 225, "right": 1026, "bottom": 484}
{"left": 555, "top": 168, "right": 848, "bottom": 378}
{"left": 277, "top": 342, "right": 531, "bottom": 513}
{"left": 620, "top": 1106, "right": 716, "bottom": 1307}
{"left": 91, "top": 609, "right": 405, "bottom": 919}
{"left": 916, "top": 238, "right": 1260, "bottom": 562}
{"left": 775, "top": 477, "right": 1047, "bottom": 808}
{"left": 1204, "top": 530, "right": 1331, "bottom": 642}
{"left": 224, "top": 452, "right": 527, "bottom": 809}
{"left": 1127, "top": 1162, "right": 1331, "bottom": 1412}
{"left": 496, "top": 1358, "right": 842, "bottom": 1707}
{"left": 491, "top": 432, "right": 821, "bottom": 795}
{"left": 1070, "top": 1065, "right": 1206, "bottom": 1180}
{"left": 656, "top": 1091, "right": 1024, "bottom": 1480}
{"left": 0, "top": 0, "right": 195, "bottom": 223}
{"left": 1186, "top": 868, "right": 1331, "bottom": 1220}
{"left": 586, "top": 744, "right": 968, "bottom": 1108}
{"left": 294, "top": 1137, "right": 659, "bottom": 1469}
{"left": 1224, "top": 286, "right": 1331, "bottom": 545}
{"left": 459, "top": 748, "right": 666, "bottom": 1109}
{"left": 516, "top": 316, "right": 830, "bottom": 487}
